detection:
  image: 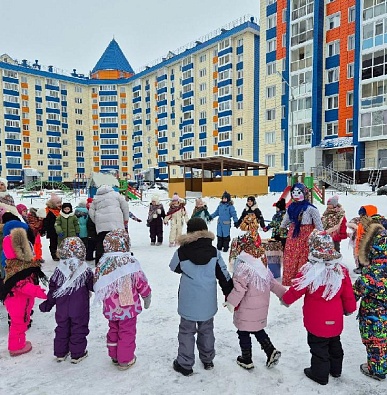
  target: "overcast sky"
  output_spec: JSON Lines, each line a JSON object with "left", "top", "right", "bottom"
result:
{"left": 0, "top": 0, "right": 259, "bottom": 75}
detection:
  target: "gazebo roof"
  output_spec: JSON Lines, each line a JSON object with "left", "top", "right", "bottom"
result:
{"left": 166, "top": 156, "right": 268, "bottom": 172}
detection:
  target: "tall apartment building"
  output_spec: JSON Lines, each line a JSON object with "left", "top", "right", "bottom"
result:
{"left": 0, "top": 16, "right": 260, "bottom": 184}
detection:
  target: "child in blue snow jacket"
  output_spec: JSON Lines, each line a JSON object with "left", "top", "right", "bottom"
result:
{"left": 210, "top": 191, "right": 238, "bottom": 252}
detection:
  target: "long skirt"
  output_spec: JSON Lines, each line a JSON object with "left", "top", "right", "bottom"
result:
{"left": 282, "top": 223, "right": 314, "bottom": 286}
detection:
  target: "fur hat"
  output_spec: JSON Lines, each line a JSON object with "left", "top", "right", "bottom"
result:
{"left": 57, "top": 237, "right": 86, "bottom": 261}
{"left": 247, "top": 196, "right": 256, "bottom": 205}
{"left": 195, "top": 197, "right": 205, "bottom": 207}
{"left": 187, "top": 218, "right": 208, "bottom": 233}
{"left": 327, "top": 195, "right": 339, "bottom": 207}
{"left": 61, "top": 203, "right": 73, "bottom": 213}
{"left": 172, "top": 193, "right": 180, "bottom": 202}
{"left": 151, "top": 195, "right": 160, "bottom": 205}
{"left": 308, "top": 230, "right": 341, "bottom": 261}
{"left": 16, "top": 204, "right": 28, "bottom": 215}
{"left": 222, "top": 191, "right": 231, "bottom": 202}
{"left": 275, "top": 198, "right": 286, "bottom": 211}
{"left": 36, "top": 207, "right": 47, "bottom": 219}
{"left": 0, "top": 177, "right": 8, "bottom": 188}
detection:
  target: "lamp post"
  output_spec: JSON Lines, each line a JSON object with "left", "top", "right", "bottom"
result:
{"left": 277, "top": 71, "right": 295, "bottom": 173}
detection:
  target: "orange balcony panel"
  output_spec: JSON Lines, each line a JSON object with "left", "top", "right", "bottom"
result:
{"left": 213, "top": 71, "right": 218, "bottom": 79}
{"left": 24, "top": 154, "right": 31, "bottom": 160}
{"left": 213, "top": 130, "right": 218, "bottom": 137}
{"left": 91, "top": 93, "right": 98, "bottom": 98}
{"left": 92, "top": 115, "right": 99, "bottom": 120}
{"left": 120, "top": 103, "right": 127, "bottom": 108}
{"left": 120, "top": 114, "right": 127, "bottom": 119}
{"left": 21, "top": 95, "right": 28, "bottom": 100}
{"left": 213, "top": 145, "right": 218, "bottom": 151}
{"left": 213, "top": 86, "right": 218, "bottom": 93}
{"left": 93, "top": 167, "right": 99, "bottom": 172}
{"left": 22, "top": 107, "right": 29, "bottom": 113}
{"left": 213, "top": 56, "right": 218, "bottom": 64}
{"left": 23, "top": 131, "right": 30, "bottom": 136}
{"left": 213, "top": 115, "right": 218, "bottom": 122}
{"left": 93, "top": 147, "right": 99, "bottom": 152}
{"left": 23, "top": 143, "right": 30, "bottom": 148}
{"left": 122, "top": 157, "right": 128, "bottom": 161}
{"left": 21, "top": 82, "right": 28, "bottom": 88}
{"left": 155, "top": 141, "right": 158, "bottom": 146}
{"left": 22, "top": 118, "right": 30, "bottom": 124}
{"left": 121, "top": 135, "right": 127, "bottom": 140}
{"left": 121, "top": 125, "right": 127, "bottom": 130}
{"left": 120, "top": 93, "right": 126, "bottom": 97}
{"left": 92, "top": 104, "right": 98, "bottom": 109}
{"left": 213, "top": 101, "right": 218, "bottom": 108}
{"left": 93, "top": 136, "right": 99, "bottom": 141}
{"left": 93, "top": 125, "right": 99, "bottom": 130}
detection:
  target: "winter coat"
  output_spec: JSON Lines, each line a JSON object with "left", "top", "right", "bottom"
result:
{"left": 102, "top": 272, "right": 151, "bottom": 321}
{"left": 164, "top": 201, "right": 189, "bottom": 241}
{"left": 266, "top": 210, "right": 287, "bottom": 240}
{"left": 55, "top": 212, "right": 80, "bottom": 242}
{"left": 39, "top": 267, "right": 94, "bottom": 318}
{"left": 236, "top": 203, "right": 265, "bottom": 229}
{"left": 169, "top": 229, "right": 233, "bottom": 322}
{"left": 281, "top": 205, "right": 323, "bottom": 230}
{"left": 191, "top": 206, "right": 212, "bottom": 223}
{"left": 27, "top": 211, "right": 44, "bottom": 237}
{"left": 210, "top": 201, "right": 239, "bottom": 237}
{"left": 321, "top": 205, "right": 348, "bottom": 243}
{"left": 88, "top": 186, "right": 129, "bottom": 234}
{"left": 43, "top": 208, "right": 60, "bottom": 239}
{"left": 282, "top": 266, "right": 356, "bottom": 338}
{"left": 227, "top": 253, "right": 286, "bottom": 332}
{"left": 74, "top": 206, "right": 89, "bottom": 238}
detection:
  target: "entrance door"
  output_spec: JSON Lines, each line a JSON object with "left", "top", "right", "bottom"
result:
{"left": 324, "top": 153, "right": 333, "bottom": 168}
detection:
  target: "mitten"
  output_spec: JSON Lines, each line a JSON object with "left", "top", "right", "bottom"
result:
{"left": 222, "top": 302, "right": 235, "bottom": 313}
{"left": 143, "top": 294, "right": 151, "bottom": 309}
{"left": 344, "top": 312, "right": 353, "bottom": 316}
{"left": 137, "top": 218, "right": 142, "bottom": 223}
{"left": 234, "top": 222, "right": 239, "bottom": 228}
{"left": 76, "top": 233, "right": 80, "bottom": 237}
{"left": 280, "top": 298, "right": 290, "bottom": 308}
{"left": 156, "top": 209, "right": 161, "bottom": 214}
{"left": 262, "top": 227, "right": 268, "bottom": 232}
{"left": 58, "top": 232, "right": 64, "bottom": 238}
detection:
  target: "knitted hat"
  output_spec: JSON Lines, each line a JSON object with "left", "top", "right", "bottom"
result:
{"left": 222, "top": 191, "right": 231, "bottom": 202}
{"left": 275, "top": 198, "right": 286, "bottom": 211}
{"left": 172, "top": 193, "right": 180, "bottom": 202}
{"left": 86, "top": 197, "right": 93, "bottom": 210}
{"left": 291, "top": 183, "right": 310, "bottom": 202}
{"left": 247, "top": 196, "right": 256, "bottom": 205}
{"left": 327, "top": 195, "right": 339, "bottom": 207}
{"left": 77, "top": 200, "right": 87, "bottom": 208}
{"left": 151, "top": 195, "right": 160, "bottom": 205}
{"left": 187, "top": 217, "right": 208, "bottom": 233}
{"left": 229, "top": 232, "right": 266, "bottom": 264}
{"left": 308, "top": 230, "right": 341, "bottom": 261}
{"left": 16, "top": 204, "right": 28, "bottom": 215}
{"left": 61, "top": 202, "right": 73, "bottom": 213}
{"left": 195, "top": 197, "right": 205, "bottom": 207}
{"left": 57, "top": 237, "right": 86, "bottom": 261}
{"left": 0, "top": 177, "right": 8, "bottom": 188}
{"left": 36, "top": 207, "right": 47, "bottom": 219}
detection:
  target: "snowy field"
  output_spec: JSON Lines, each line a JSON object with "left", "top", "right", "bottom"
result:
{"left": 0, "top": 187, "right": 385, "bottom": 395}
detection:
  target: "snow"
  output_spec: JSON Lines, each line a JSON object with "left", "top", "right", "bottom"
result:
{"left": 1, "top": 188, "right": 386, "bottom": 395}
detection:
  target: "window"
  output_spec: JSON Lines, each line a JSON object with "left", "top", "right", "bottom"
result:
{"left": 199, "top": 68, "right": 207, "bottom": 77}
{"left": 348, "top": 6, "right": 355, "bottom": 22}
{"left": 327, "top": 13, "right": 340, "bottom": 30}
{"left": 266, "top": 109, "right": 276, "bottom": 121}
{"left": 327, "top": 40, "right": 340, "bottom": 57}
{"left": 326, "top": 121, "right": 338, "bottom": 136}
{"left": 347, "top": 63, "right": 355, "bottom": 78}
{"left": 346, "top": 119, "right": 353, "bottom": 134}
{"left": 265, "top": 131, "right": 275, "bottom": 144}
{"left": 267, "top": 14, "right": 277, "bottom": 29}
{"left": 267, "top": 38, "right": 277, "bottom": 52}
{"left": 199, "top": 54, "right": 206, "bottom": 62}
{"left": 326, "top": 95, "right": 339, "bottom": 109}
{"left": 265, "top": 154, "right": 275, "bottom": 167}
{"left": 347, "top": 91, "right": 354, "bottom": 106}
{"left": 348, "top": 35, "right": 355, "bottom": 50}
{"left": 267, "top": 62, "right": 276, "bottom": 75}
{"left": 266, "top": 85, "right": 276, "bottom": 98}
{"left": 327, "top": 68, "right": 339, "bottom": 83}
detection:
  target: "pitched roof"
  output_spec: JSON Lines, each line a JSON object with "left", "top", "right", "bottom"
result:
{"left": 92, "top": 39, "right": 134, "bottom": 74}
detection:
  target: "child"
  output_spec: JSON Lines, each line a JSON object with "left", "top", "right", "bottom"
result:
{"left": 0, "top": 221, "right": 47, "bottom": 356}
{"left": 236, "top": 196, "right": 265, "bottom": 230}
{"left": 282, "top": 230, "right": 356, "bottom": 385}
{"left": 164, "top": 193, "right": 189, "bottom": 247}
{"left": 74, "top": 201, "right": 89, "bottom": 248}
{"left": 16, "top": 204, "right": 28, "bottom": 223}
{"left": 147, "top": 195, "right": 165, "bottom": 246}
{"left": 224, "top": 231, "right": 286, "bottom": 370}
{"left": 169, "top": 217, "right": 233, "bottom": 376}
{"left": 39, "top": 237, "right": 93, "bottom": 363}
{"left": 27, "top": 207, "right": 46, "bottom": 263}
{"left": 94, "top": 229, "right": 151, "bottom": 370}
{"left": 353, "top": 218, "right": 387, "bottom": 381}
{"left": 321, "top": 195, "right": 347, "bottom": 252}
{"left": 191, "top": 198, "right": 212, "bottom": 223}
{"left": 210, "top": 191, "right": 239, "bottom": 252}
{"left": 43, "top": 193, "right": 62, "bottom": 261}
{"left": 263, "top": 197, "right": 287, "bottom": 248}
{"left": 55, "top": 203, "right": 80, "bottom": 245}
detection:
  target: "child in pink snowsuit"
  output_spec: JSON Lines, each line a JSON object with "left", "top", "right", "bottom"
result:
{"left": 0, "top": 222, "right": 47, "bottom": 356}
{"left": 94, "top": 229, "right": 152, "bottom": 370}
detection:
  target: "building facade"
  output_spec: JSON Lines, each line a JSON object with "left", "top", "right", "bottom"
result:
{"left": 0, "top": 16, "right": 261, "bottom": 184}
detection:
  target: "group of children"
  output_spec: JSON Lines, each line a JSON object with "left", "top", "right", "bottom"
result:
{"left": 0, "top": 188, "right": 386, "bottom": 385}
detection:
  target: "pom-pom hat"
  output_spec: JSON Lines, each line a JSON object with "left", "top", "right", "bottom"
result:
{"left": 327, "top": 195, "right": 339, "bottom": 207}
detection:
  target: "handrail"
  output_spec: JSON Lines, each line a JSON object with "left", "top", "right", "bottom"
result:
{"left": 311, "top": 165, "right": 354, "bottom": 192}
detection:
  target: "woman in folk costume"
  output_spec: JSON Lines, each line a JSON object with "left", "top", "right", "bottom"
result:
{"left": 43, "top": 193, "right": 62, "bottom": 261}
{"left": 94, "top": 229, "right": 152, "bottom": 370}
{"left": 164, "top": 193, "right": 189, "bottom": 247}
{"left": 39, "top": 237, "right": 94, "bottom": 364}
{"left": 321, "top": 195, "right": 347, "bottom": 252}
{"left": 147, "top": 195, "right": 165, "bottom": 246}
{"left": 282, "top": 231, "right": 356, "bottom": 385}
{"left": 191, "top": 198, "right": 212, "bottom": 223}
{"left": 0, "top": 221, "right": 47, "bottom": 356}
{"left": 280, "top": 183, "right": 323, "bottom": 286}
{"left": 353, "top": 218, "right": 387, "bottom": 381}
{"left": 225, "top": 231, "right": 286, "bottom": 370}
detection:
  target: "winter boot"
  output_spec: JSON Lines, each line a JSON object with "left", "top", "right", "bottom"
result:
{"left": 237, "top": 348, "right": 254, "bottom": 369}
{"left": 360, "top": 363, "right": 386, "bottom": 381}
{"left": 260, "top": 338, "right": 281, "bottom": 368}
{"left": 9, "top": 341, "right": 32, "bottom": 357}
{"left": 173, "top": 359, "right": 193, "bottom": 376}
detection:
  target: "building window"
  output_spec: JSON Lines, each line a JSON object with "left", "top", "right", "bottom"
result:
{"left": 327, "top": 68, "right": 339, "bottom": 83}
{"left": 347, "top": 91, "right": 354, "bottom": 106}
{"left": 327, "top": 40, "right": 340, "bottom": 57}
{"left": 267, "top": 38, "right": 277, "bottom": 53}
{"left": 266, "top": 85, "right": 276, "bottom": 98}
{"left": 267, "top": 14, "right": 277, "bottom": 29}
{"left": 265, "top": 131, "right": 275, "bottom": 144}
{"left": 266, "top": 109, "right": 276, "bottom": 121}
{"left": 348, "top": 35, "right": 355, "bottom": 50}
{"left": 346, "top": 119, "right": 353, "bottom": 134}
{"left": 265, "top": 154, "right": 275, "bottom": 167}
{"left": 348, "top": 6, "right": 355, "bottom": 22}
{"left": 347, "top": 63, "right": 355, "bottom": 78}
{"left": 326, "top": 121, "right": 338, "bottom": 136}
{"left": 327, "top": 13, "right": 340, "bottom": 30}
{"left": 267, "top": 62, "right": 276, "bottom": 75}
{"left": 326, "top": 95, "right": 339, "bottom": 109}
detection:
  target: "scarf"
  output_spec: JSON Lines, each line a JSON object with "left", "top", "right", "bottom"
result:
{"left": 0, "top": 192, "right": 15, "bottom": 206}
{"left": 94, "top": 252, "right": 145, "bottom": 306}
{"left": 292, "top": 255, "right": 345, "bottom": 300}
{"left": 147, "top": 203, "right": 163, "bottom": 223}
{"left": 166, "top": 203, "right": 185, "bottom": 217}
{"left": 47, "top": 207, "right": 60, "bottom": 217}
{"left": 52, "top": 258, "right": 91, "bottom": 298}
{"left": 321, "top": 205, "right": 345, "bottom": 235}
{"left": 233, "top": 251, "right": 272, "bottom": 292}
{"left": 287, "top": 200, "right": 315, "bottom": 238}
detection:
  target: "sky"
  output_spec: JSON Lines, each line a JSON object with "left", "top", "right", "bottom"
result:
{"left": 0, "top": 0, "right": 259, "bottom": 76}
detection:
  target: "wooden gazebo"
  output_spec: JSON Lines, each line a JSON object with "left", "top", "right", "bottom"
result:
{"left": 166, "top": 156, "right": 269, "bottom": 198}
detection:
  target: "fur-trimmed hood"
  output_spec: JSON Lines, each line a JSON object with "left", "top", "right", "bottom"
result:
{"left": 244, "top": 203, "right": 258, "bottom": 212}
{"left": 9, "top": 228, "right": 34, "bottom": 261}
{"left": 358, "top": 218, "right": 385, "bottom": 266}
{"left": 177, "top": 230, "right": 217, "bottom": 265}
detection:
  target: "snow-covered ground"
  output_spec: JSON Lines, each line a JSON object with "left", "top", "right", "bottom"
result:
{"left": 0, "top": 188, "right": 385, "bottom": 395}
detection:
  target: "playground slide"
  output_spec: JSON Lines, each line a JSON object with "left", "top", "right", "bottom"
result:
{"left": 278, "top": 185, "right": 292, "bottom": 207}
{"left": 126, "top": 190, "right": 140, "bottom": 200}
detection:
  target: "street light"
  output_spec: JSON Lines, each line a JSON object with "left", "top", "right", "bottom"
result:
{"left": 277, "top": 71, "right": 295, "bottom": 173}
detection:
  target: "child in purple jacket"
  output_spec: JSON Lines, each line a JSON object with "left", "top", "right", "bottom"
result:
{"left": 39, "top": 237, "right": 94, "bottom": 363}
{"left": 224, "top": 231, "right": 286, "bottom": 370}
{"left": 94, "top": 229, "right": 151, "bottom": 370}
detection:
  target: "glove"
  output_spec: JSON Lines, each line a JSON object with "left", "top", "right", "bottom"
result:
{"left": 143, "top": 294, "right": 151, "bottom": 309}
{"left": 137, "top": 218, "right": 142, "bottom": 223}
{"left": 76, "top": 233, "right": 80, "bottom": 237}
{"left": 234, "top": 222, "right": 239, "bottom": 228}
{"left": 156, "top": 209, "right": 161, "bottom": 215}
{"left": 262, "top": 227, "right": 268, "bottom": 232}
{"left": 222, "top": 302, "right": 235, "bottom": 313}
{"left": 58, "top": 232, "right": 64, "bottom": 238}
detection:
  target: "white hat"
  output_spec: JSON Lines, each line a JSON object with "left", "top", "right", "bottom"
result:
{"left": 36, "top": 207, "right": 47, "bottom": 219}
{"left": 0, "top": 178, "right": 8, "bottom": 188}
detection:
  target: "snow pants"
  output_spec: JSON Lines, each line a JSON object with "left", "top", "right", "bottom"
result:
{"left": 107, "top": 317, "right": 137, "bottom": 364}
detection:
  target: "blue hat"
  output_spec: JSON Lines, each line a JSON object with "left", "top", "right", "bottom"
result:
{"left": 3, "top": 220, "right": 28, "bottom": 237}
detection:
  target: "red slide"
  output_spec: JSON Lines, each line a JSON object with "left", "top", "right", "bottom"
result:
{"left": 278, "top": 185, "right": 292, "bottom": 207}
